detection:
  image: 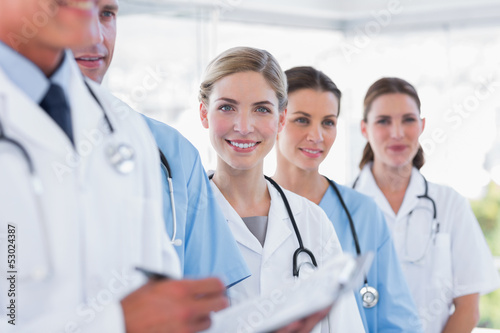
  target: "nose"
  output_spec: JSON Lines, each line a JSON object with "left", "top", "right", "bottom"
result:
{"left": 390, "top": 122, "right": 404, "bottom": 139}
{"left": 88, "top": 10, "right": 104, "bottom": 45}
{"left": 307, "top": 124, "right": 323, "bottom": 143}
{"left": 234, "top": 112, "right": 254, "bottom": 135}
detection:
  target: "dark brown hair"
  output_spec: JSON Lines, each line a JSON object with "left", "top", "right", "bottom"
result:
{"left": 359, "top": 77, "right": 425, "bottom": 170}
{"left": 284, "top": 66, "right": 341, "bottom": 115}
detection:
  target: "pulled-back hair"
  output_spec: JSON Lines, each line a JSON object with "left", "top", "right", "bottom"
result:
{"left": 285, "top": 66, "right": 341, "bottom": 114}
{"left": 359, "top": 77, "right": 425, "bottom": 170}
{"left": 199, "top": 46, "right": 288, "bottom": 112}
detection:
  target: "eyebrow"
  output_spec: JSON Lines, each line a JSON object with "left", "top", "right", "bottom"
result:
{"left": 214, "top": 98, "right": 275, "bottom": 107}
{"left": 102, "top": 4, "right": 119, "bottom": 12}
{"left": 292, "top": 111, "right": 337, "bottom": 118}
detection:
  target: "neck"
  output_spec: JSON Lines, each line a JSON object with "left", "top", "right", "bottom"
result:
{"left": 0, "top": 33, "right": 64, "bottom": 77}
{"left": 212, "top": 160, "right": 270, "bottom": 218}
{"left": 371, "top": 160, "right": 412, "bottom": 214}
{"left": 273, "top": 153, "right": 329, "bottom": 205}
{"left": 371, "top": 161, "right": 412, "bottom": 192}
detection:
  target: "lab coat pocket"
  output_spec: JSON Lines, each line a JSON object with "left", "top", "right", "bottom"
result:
{"left": 430, "top": 233, "right": 452, "bottom": 289}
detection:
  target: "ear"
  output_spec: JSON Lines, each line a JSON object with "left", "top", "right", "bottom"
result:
{"left": 200, "top": 103, "right": 209, "bottom": 129}
{"left": 420, "top": 117, "right": 426, "bottom": 134}
{"left": 360, "top": 119, "right": 368, "bottom": 139}
{"left": 277, "top": 108, "right": 287, "bottom": 133}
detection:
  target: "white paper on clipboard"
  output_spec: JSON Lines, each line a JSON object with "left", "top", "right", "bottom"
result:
{"left": 203, "top": 252, "right": 373, "bottom": 333}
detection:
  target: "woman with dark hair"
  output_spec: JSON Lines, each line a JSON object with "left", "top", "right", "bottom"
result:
{"left": 273, "top": 67, "right": 422, "bottom": 332}
{"left": 354, "top": 77, "right": 500, "bottom": 332}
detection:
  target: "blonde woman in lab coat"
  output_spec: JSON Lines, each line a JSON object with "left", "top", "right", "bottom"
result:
{"left": 353, "top": 77, "right": 500, "bottom": 333}
{"left": 199, "top": 47, "right": 365, "bottom": 332}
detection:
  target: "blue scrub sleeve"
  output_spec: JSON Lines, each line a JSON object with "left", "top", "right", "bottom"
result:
{"left": 182, "top": 152, "right": 251, "bottom": 287}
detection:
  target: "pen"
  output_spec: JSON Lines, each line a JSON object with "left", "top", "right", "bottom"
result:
{"left": 136, "top": 267, "right": 173, "bottom": 281}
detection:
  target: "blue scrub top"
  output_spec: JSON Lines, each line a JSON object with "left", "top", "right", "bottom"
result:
{"left": 320, "top": 181, "right": 423, "bottom": 333}
{"left": 144, "top": 116, "right": 250, "bottom": 287}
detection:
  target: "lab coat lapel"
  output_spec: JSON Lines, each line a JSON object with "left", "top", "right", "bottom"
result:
{"left": 356, "top": 164, "right": 397, "bottom": 219}
{"left": 66, "top": 61, "right": 106, "bottom": 155}
{"left": 0, "top": 68, "right": 72, "bottom": 155}
{"left": 210, "top": 181, "right": 263, "bottom": 255}
{"left": 262, "top": 181, "right": 293, "bottom": 264}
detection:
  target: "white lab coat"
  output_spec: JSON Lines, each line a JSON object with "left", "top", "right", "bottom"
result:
{"left": 211, "top": 179, "right": 365, "bottom": 332}
{"left": 0, "top": 61, "right": 181, "bottom": 332}
{"left": 354, "top": 164, "right": 500, "bottom": 333}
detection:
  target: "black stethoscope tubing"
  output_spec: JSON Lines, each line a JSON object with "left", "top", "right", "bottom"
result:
{"left": 265, "top": 176, "right": 318, "bottom": 277}
{"left": 208, "top": 174, "right": 318, "bottom": 277}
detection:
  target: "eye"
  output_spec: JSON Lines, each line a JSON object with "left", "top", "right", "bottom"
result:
{"left": 403, "top": 116, "right": 417, "bottom": 123}
{"left": 322, "top": 119, "right": 336, "bottom": 127}
{"left": 256, "top": 106, "right": 271, "bottom": 113}
{"left": 219, "top": 105, "right": 234, "bottom": 112}
{"left": 293, "top": 117, "right": 309, "bottom": 125}
{"left": 101, "top": 10, "right": 115, "bottom": 19}
{"left": 376, "top": 118, "right": 390, "bottom": 125}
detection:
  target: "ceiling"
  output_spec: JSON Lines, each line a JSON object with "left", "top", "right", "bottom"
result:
{"left": 120, "top": 0, "right": 500, "bottom": 32}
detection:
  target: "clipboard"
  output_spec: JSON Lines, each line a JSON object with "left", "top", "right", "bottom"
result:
{"left": 203, "top": 252, "right": 373, "bottom": 333}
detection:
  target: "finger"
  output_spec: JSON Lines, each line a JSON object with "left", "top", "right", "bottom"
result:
{"left": 295, "top": 308, "right": 331, "bottom": 333}
{"left": 189, "top": 314, "right": 213, "bottom": 332}
{"left": 184, "top": 278, "right": 226, "bottom": 297}
{"left": 189, "top": 292, "right": 229, "bottom": 316}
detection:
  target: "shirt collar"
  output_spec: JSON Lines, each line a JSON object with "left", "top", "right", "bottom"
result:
{"left": 0, "top": 42, "right": 73, "bottom": 104}
{"left": 355, "top": 162, "right": 425, "bottom": 219}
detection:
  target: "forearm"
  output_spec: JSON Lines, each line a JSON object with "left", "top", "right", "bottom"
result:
{"left": 442, "top": 293, "right": 480, "bottom": 333}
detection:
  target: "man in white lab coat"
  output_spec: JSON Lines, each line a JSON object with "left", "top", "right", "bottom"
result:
{"left": 0, "top": 0, "right": 228, "bottom": 332}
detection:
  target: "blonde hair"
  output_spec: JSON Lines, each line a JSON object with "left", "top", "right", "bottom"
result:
{"left": 199, "top": 46, "right": 288, "bottom": 112}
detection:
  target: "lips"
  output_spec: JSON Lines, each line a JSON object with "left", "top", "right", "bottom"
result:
{"left": 226, "top": 140, "right": 260, "bottom": 152}
{"left": 388, "top": 145, "right": 407, "bottom": 152}
{"left": 75, "top": 55, "right": 105, "bottom": 68}
{"left": 299, "top": 147, "right": 323, "bottom": 158}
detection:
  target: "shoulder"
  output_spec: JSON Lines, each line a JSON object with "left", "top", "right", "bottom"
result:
{"left": 87, "top": 85, "right": 153, "bottom": 143}
{"left": 141, "top": 115, "right": 200, "bottom": 158}
{"left": 282, "top": 187, "right": 332, "bottom": 224}
{"left": 426, "top": 179, "right": 469, "bottom": 207}
{"left": 327, "top": 180, "right": 381, "bottom": 213}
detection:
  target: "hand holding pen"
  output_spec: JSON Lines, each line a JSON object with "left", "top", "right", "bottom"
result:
{"left": 120, "top": 267, "right": 228, "bottom": 333}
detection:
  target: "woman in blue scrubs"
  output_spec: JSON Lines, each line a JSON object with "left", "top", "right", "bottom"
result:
{"left": 272, "top": 66, "right": 422, "bottom": 332}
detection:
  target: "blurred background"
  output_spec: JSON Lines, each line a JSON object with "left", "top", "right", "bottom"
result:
{"left": 104, "top": 0, "right": 500, "bottom": 328}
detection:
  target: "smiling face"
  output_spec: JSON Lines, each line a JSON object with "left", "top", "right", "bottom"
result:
{"left": 277, "top": 89, "right": 339, "bottom": 172}
{"left": 200, "top": 71, "right": 286, "bottom": 172}
{"left": 73, "top": 0, "right": 118, "bottom": 83}
{"left": 361, "top": 92, "right": 425, "bottom": 170}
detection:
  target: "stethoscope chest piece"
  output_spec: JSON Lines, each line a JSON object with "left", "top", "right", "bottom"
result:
{"left": 106, "top": 143, "right": 135, "bottom": 174}
{"left": 360, "top": 284, "right": 379, "bottom": 308}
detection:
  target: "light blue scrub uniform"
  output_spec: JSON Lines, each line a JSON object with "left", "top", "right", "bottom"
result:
{"left": 144, "top": 116, "right": 250, "bottom": 287}
{"left": 319, "top": 180, "right": 423, "bottom": 333}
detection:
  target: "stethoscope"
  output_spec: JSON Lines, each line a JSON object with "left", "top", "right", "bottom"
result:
{"left": 351, "top": 171, "right": 439, "bottom": 305}
{"left": 325, "top": 176, "right": 379, "bottom": 309}
{"left": 87, "top": 83, "right": 181, "bottom": 247}
{"left": 0, "top": 82, "right": 137, "bottom": 279}
{"left": 159, "top": 149, "right": 182, "bottom": 246}
{"left": 265, "top": 176, "right": 318, "bottom": 277}
{"left": 208, "top": 174, "right": 318, "bottom": 277}
{"left": 0, "top": 82, "right": 137, "bottom": 178}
